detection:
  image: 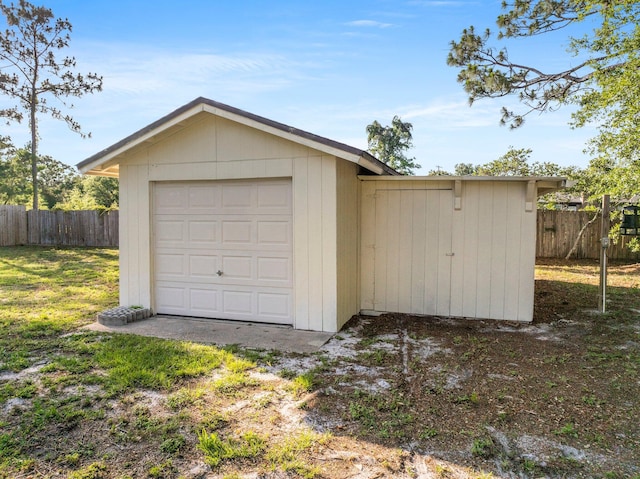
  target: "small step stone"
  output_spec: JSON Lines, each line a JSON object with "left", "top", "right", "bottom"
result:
{"left": 97, "top": 306, "right": 153, "bottom": 326}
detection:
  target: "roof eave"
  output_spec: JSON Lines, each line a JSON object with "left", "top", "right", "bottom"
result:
{"left": 357, "top": 175, "right": 567, "bottom": 195}
{"left": 77, "top": 97, "right": 398, "bottom": 177}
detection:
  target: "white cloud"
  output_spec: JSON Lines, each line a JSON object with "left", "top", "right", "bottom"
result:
{"left": 344, "top": 20, "right": 394, "bottom": 28}
{"left": 78, "top": 43, "right": 297, "bottom": 97}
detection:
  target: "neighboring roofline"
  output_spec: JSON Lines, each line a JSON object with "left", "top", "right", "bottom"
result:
{"left": 77, "top": 97, "right": 400, "bottom": 176}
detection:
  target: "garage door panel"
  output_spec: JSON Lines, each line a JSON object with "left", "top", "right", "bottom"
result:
{"left": 258, "top": 292, "right": 291, "bottom": 319}
{"left": 156, "top": 253, "right": 187, "bottom": 278}
{"left": 153, "top": 179, "right": 292, "bottom": 324}
{"left": 257, "top": 221, "right": 290, "bottom": 245}
{"left": 188, "top": 185, "right": 219, "bottom": 210}
{"left": 222, "top": 220, "right": 253, "bottom": 245}
{"left": 222, "top": 290, "right": 254, "bottom": 315}
{"left": 258, "top": 182, "right": 291, "bottom": 211}
{"left": 189, "top": 220, "right": 218, "bottom": 246}
{"left": 190, "top": 255, "right": 219, "bottom": 279}
{"left": 155, "top": 219, "right": 186, "bottom": 246}
{"left": 155, "top": 184, "right": 189, "bottom": 213}
{"left": 155, "top": 216, "right": 221, "bottom": 248}
{"left": 222, "top": 255, "right": 253, "bottom": 280}
{"left": 257, "top": 257, "right": 290, "bottom": 282}
{"left": 190, "top": 288, "right": 219, "bottom": 314}
{"left": 222, "top": 183, "right": 255, "bottom": 209}
{"left": 156, "top": 285, "right": 188, "bottom": 312}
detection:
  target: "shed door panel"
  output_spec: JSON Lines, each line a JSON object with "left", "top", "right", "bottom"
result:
{"left": 373, "top": 189, "right": 452, "bottom": 316}
{"left": 153, "top": 179, "right": 293, "bottom": 324}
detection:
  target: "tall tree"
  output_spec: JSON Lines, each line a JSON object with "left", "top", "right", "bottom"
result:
{"left": 476, "top": 147, "right": 533, "bottom": 176}
{"left": 0, "top": 0, "right": 102, "bottom": 209}
{"left": 0, "top": 146, "right": 78, "bottom": 207}
{"left": 436, "top": 147, "right": 580, "bottom": 179}
{"left": 453, "top": 163, "right": 478, "bottom": 176}
{"left": 0, "top": 142, "right": 30, "bottom": 205}
{"left": 55, "top": 175, "right": 118, "bottom": 211}
{"left": 446, "top": 1, "right": 640, "bottom": 201}
{"left": 38, "top": 153, "right": 77, "bottom": 209}
{"left": 366, "top": 116, "right": 421, "bottom": 175}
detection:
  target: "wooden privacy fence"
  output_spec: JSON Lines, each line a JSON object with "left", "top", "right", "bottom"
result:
{"left": 0, "top": 205, "right": 118, "bottom": 247}
{"left": 537, "top": 210, "right": 640, "bottom": 260}
{"left": 0, "top": 205, "right": 28, "bottom": 246}
{"left": 1, "top": 206, "right": 640, "bottom": 259}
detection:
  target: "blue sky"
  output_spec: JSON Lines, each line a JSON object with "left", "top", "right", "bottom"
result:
{"left": 2, "top": 0, "right": 597, "bottom": 173}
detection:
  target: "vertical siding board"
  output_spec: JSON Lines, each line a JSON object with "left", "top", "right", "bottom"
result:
{"left": 119, "top": 165, "right": 132, "bottom": 306}
{"left": 503, "top": 183, "right": 523, "bottom": 320}
{"left": 518, "top": 196, "right": 537, "bottom": 322}
{"left": 449, "top": 192, "right": 465, "bottom": 319}
{"left": 410, "top": 191, "right": 427, "bottom": 314}
{"left": 489, "top": 185, "right": 509, "bottom": 320}
{"left": 385, "top": 191, "right": 401, "bottom": 312}
{"left": 321, "top": 156, "right": 337, "bottom": 332}
{"left": 424, "top": 190, "right": 440, "bottom": 315}
{"left": 293, "top": 158, "right": 310, "bottom": 329}
{"left": 462, "top": 183, "right": 480, "bottom": 317}
{"left": 373, "top": 190, "right": 389, "bottom": 312}
{"left": 137, "top": 164, "right": 151, "bottom": 307}
{"left": 336, "top": 161, "right": 359, "bottom": 329}
{"left": 397, "top": 190, "right": 413, "bottom": 312}
{"left": 359, "top": 181, "right": 376, "bottom": 311}
{"left": 475, "top": 183, "right": 494, "bottom": 319}
{"left": 435, "top": 190, "right": 453, "bottom": 316}
{"left": 306, "top": 156, "right": 324, "bottom": 331}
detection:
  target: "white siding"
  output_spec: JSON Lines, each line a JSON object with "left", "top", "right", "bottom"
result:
{"left": 336, "top": 160, "right": 360, "bottom": 330}
{"left": 117, "top": 113, "right": 348, "bottom": 332}
{"left": 449, "top": 181, "right": 536, "bottom": 322}
{"left": 292, "top": 156, "right": 340, "bottom": 332}
{"left": 360, "top": 179, "right": 536, "bottom": 323}
{"left": 119, "top": 163, "right": 151, "bottom": 308}
{"left": 361, "top": 181, "right": 453, "bottom": 316}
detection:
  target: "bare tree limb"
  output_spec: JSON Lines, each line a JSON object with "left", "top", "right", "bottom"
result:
{"left": 565, "top": 211, "right": 600, "bottom": 260}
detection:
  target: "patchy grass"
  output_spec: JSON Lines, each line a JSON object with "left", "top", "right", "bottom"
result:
{"left": 0, "top": 248, "right": 638, "bottom": 478}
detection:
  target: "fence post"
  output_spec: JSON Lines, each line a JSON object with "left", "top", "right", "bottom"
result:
{"left": 598, "top": 195, "right": 610, "bottom": 313}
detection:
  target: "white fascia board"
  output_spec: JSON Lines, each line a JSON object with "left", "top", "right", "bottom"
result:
{"left": 78, "top": 105, "right": 205, "bottom": 174}
{"left": 202, "top": 104, "right": 365, "bottom": 165}
{"left": 358, "top": 175, "right": 566, "bottom": 187}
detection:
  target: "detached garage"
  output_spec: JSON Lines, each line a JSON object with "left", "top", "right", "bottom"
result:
{"left": 78, "top": 97, "right": 564, "bottom": 333}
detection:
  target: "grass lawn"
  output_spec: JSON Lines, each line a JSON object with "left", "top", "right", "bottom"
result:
{"left": 0, "top": 247, "right": 638, "bottom": 479}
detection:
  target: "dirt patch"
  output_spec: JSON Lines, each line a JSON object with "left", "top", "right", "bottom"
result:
{"left": 301, "top": 312, "right": 638, "bottom": 477}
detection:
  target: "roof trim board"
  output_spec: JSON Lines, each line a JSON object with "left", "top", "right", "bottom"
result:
{"left": 359, "top": 175, "right": 566, "bottom": 193}
{"left": 77, "top": 98, "right": 398, "bottom": 177}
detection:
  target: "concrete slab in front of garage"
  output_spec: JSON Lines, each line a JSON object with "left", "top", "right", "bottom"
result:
{"left": 84, "top": 315, "right": 333, "bottom": 353}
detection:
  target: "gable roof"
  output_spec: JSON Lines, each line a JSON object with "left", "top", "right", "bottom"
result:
{"left": 77, "top": 97, "right": 399, "bottom": 177}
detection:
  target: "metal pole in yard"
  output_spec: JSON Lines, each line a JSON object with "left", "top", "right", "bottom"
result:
{"left": 598, "top": 195, "right": 610, "bottom": 313}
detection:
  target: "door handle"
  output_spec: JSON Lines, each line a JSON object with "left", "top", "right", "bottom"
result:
{"left": 216, "top": 270, "right": 224, "bottom": 276}
{"left": 445, "top": 253, "right": 455, "bottom": 257}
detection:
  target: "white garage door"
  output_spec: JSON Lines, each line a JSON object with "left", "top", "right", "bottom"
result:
{"left": 152, "top": 179, "right": 293, "bottom": 324}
